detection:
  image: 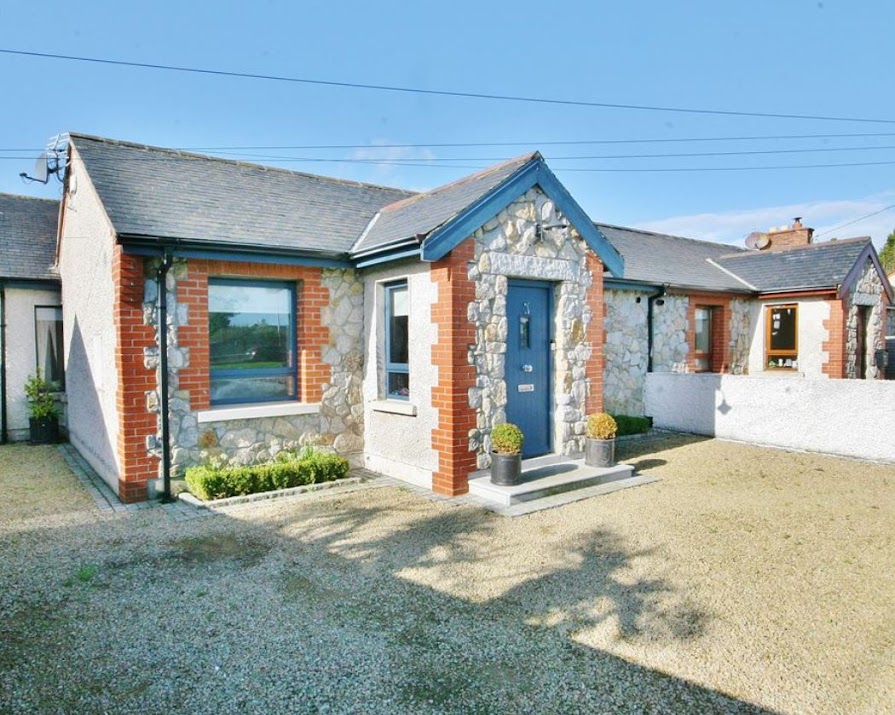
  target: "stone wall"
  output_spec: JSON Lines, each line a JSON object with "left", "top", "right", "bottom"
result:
{"left": 652, "top": 295, "right": 689, "bottom": 372}
{"left": 142, "top": 260, "right": 365, "bottom": 475}
{"left": 603, "top": 289, "right": 649, "bottom": 415}
{"left": 728, "top": 298, "right": 752, "bottom": 374}
{"left": 465, "top": 188, "right": 598, "bottom": 467}
{"left": 845, "top": 257, "right": 886, "bottom": 379}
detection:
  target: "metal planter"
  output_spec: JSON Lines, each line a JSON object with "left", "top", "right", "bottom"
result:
{"left": 585, "top": 438, "right": 616, "bottom": 468}
{"left": 490, "top": 452, "right": 522, "bottom": 486}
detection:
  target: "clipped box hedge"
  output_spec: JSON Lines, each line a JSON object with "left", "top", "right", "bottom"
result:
{"left": 610, "top": 414, "right": 652, "bottom": 437}
{"left": 185, "top": 450, "right": 350, "bottom": 501}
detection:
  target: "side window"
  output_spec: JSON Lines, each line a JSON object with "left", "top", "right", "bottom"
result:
{"left": 385, "top": 281, "right": 409, "bottom": 399}
{"left": 693, "top": 306, "right": 713, "bottom": 372}
{"left": 35, "top": 306, "right": 64, "bottom": 390}
{"left": 766, "top": 304, "right": 798, "bottom": 369}
{"left": 208, "top": 279, "right": 296, "bottom": 404}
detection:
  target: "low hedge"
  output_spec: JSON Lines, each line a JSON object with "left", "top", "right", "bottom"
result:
{"left": 609, "top": 414, "right": 652, "bottom": 437}
{"left": 185, "top": 450, "right": 350, "bottom": 501}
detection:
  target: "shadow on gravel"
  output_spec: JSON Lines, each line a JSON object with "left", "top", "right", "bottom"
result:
{"left": 0, "top": 489, "right": 783, "bottom": 715}
{"left": 617, "top": 431, "right": 711, "bottom": 463}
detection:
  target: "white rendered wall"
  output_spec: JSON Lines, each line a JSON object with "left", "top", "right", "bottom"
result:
{"left": 361, "top": 261, "right": 438, "bottom": 488}
{"left": 645, "top": 372, "right": 895, "bottom": 462}
{"left": 747, "top": 298, "right": 830, "bottom": 378}
{"left": 59, "top": 152, "right": 122, "bottom": 490}
{"left": 3, "top": 287, "right": 64, "bottom": 440}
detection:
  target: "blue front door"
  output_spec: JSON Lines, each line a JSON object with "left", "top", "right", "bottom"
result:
{"left": 505, "top": 281, "right": 552, "bottom": 458}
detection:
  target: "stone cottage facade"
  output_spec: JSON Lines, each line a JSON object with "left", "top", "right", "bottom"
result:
{"left": 58, "top": 134, "right": 622, "bottom": 502}
{"left": 53, "top": 134, "right": 890, "bottom": 503}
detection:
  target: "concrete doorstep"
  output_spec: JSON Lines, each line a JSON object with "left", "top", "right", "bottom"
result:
{"left": 467, "top": 454, "right": 659, "bottom": 516}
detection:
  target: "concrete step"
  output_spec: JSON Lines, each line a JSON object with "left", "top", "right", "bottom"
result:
{"left": 468, "top": 457, "right": 635, "bottom": 507}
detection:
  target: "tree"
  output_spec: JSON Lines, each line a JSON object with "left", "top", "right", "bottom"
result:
{"left": 880, "top": 226, "right": 895, "bottom": 275}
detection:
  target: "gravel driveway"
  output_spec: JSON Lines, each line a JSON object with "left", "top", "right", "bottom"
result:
{"left": 1, "top": 436, "right": 893, "bottom": 714}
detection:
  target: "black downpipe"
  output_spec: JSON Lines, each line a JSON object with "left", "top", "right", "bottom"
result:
{"left": 156, "top": 253, "right": 175, "bottom": 502}
{"left": 646, "top": 284, "right": 669, "bottom": 373}
{"left": 0, "top": 284, "right": 7, "bottom": 444}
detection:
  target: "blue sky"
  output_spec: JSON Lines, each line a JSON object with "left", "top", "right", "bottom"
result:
{"left": 2, "top": 1, "right": 894, "bottom": 247}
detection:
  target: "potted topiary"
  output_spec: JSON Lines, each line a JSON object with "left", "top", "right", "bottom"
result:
{"left": 585, "top": 412, "right": 617, "bottom": 468}
{"left": 490, "top": 423, "right": 524, "bottom": 486}
{"left": 25, "top": 371, "right": 60, "bottom": 445}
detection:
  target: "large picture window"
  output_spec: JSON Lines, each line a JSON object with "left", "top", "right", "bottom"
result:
{"left": 385, "top": 281, "right": 409, "bottom": 399}
{"left": 209, "top": 279, "right": 296, "bottom": 404}
{"left": 34, "top": 306, "right": 64, "bottom": 390}
{"left": 766, "top": 304, "right": 798, "bottom": 369}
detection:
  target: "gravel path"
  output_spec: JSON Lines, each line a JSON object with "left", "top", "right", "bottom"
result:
{"left": 1, "top": 436, "right": 893, "bottom": 714}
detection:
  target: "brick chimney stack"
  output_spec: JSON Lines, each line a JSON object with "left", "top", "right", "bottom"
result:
{"left": 762, "top": 217, "right": 814, "bottom": 251}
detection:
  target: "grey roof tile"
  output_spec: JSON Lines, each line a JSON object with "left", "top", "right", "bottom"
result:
{"left": 0, "top": 193, "right": 60, "bottom": 281}
{"left": 714, "top": 237, "right": 871, "bottom": 292}
{"left": 352, "top": 153, "right": 538, "bottom": 255}
{"left": 70, "top": 134, "right": 414, "bottom": 256}
{"left": 595, "top": 223, "right": 751, "bottom": 291}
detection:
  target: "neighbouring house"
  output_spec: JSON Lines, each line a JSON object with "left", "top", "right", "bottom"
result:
{"left": 600, "top": 219, "right": 892, "bottom": 416}
{"left": 0, "top": 194, "right": 65, "bottom": 442}
{"left": 58, "top": 134, "right": 623, "bottom": 502}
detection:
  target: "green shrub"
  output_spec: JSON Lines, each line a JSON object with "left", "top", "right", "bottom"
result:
{"left": 24, "top": 371, "right": 59, "bottom": 420}
{"left": 491, "top": 423, "right": 524, "bottom": 455}
{"left": 185, "top": 450, "right": 350, "bottom": 501}
{"left": 610, "top": 414, "right": 652, "bottom": 436}
{"left": 586, "top": 413, "right": 617, "bottom": 440}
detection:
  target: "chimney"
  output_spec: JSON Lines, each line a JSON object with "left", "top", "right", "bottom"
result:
{"left": 762, "top": 217, "right": 814, "bottom": 251}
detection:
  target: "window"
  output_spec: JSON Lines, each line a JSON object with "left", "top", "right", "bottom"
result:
{"left": 766, "top": 304, "right": 798, "bottom": 369}
{"left": 208, "top": 279, "right": 296, "bottom": 404}
{"left": 34, "top": 306, "right": 64, "bottom": 390}
{"left": 693, "top": 306, "right": 713, "bottom": 372}
{"left": 385, "top": 281, "right": 409, "bottom": 399}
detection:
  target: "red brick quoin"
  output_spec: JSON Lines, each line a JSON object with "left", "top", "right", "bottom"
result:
{"left": 114, "top": 254, "right": 329, "bottom": 502}
{"left": 113, "top": 248, "right": 159, "bottom": 502}
{"left": 430, "top": 240, "right": 478, "bottom": 496}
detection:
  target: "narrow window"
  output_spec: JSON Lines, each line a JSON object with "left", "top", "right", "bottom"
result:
{"left": 766, "top": 304, "right": 798, "bottom": 369}
{"left": 208, "top": 279, "right": 296, "bottom": 404}
{"left": 385, "top": 281, "right": 409, "bottom": 399}
{"left": 693, "top": 306, "right": 713, "bottom": 372}
{"left": 34, "top": 306, "right": 64, "bottom": 390}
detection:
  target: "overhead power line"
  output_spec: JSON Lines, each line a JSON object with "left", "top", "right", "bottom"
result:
{"left": 5, "top": 130, "right": 895, "bottom": 153}
{"left": 814, "top": 204, "right": 895, "bottom": 237}
{"left": 3, "top": 47, "right": 895, "bottom": 125}
{"left": 5, "top": 142, "right": 895, "bottom": 165}
{"left": 8, "top": 154, "right": 895, "bottom": 173}
{"left": 560, "top": 160, "right": 895, "bottom": 172}
{"left": 200, "top": 143, "right": 895, "bottom": 163}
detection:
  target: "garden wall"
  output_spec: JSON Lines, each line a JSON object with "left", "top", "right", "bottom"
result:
{"left": 645, "top": 372, "right": 895, "bottom": 462}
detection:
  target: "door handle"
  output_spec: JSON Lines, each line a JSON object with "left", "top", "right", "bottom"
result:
{"left": 522, "top": 364, "right": 533, "bottom": 373}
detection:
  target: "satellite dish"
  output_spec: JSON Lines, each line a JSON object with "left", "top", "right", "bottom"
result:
{"left": 32, "top": 152, "right": 49, "bottom": 183}
{"left": 745, "top": 232, "right": 770, "bottom": 250}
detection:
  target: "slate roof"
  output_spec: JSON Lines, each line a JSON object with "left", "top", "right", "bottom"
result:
{"left": 70, "top": 134, "right": 415, "bottom": 256}
{"left": 595, "top": 223, "right": 751, "bottom": 292}
{"left": 0, "top": 193, "right": 60, "bottom": 281}
{"left": 714, "top": 236, "right": 872, "bottom": 292}
{"left": 352, "top": 153, "right": 538, "bottom": 255}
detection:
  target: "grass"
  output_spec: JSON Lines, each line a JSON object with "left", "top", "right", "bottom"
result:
{"left": 63, "top": 563, "right": 98, "bottom": 587}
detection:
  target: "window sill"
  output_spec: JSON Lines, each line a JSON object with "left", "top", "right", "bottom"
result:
{"left": 197, "top": 401, "right": 320, "bottom": 423}
{"left": 371, "top": 399, "right": 418, "bottom": 417}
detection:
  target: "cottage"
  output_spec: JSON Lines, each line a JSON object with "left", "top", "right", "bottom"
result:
{"left": 0, "top": 194, "right": 64, "bottom": 442}
{"left": 600, "top": 220, "right": 892, "bottom": 416}
{"left": 58, "top": 134, "right": 623, "bottom": 502}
